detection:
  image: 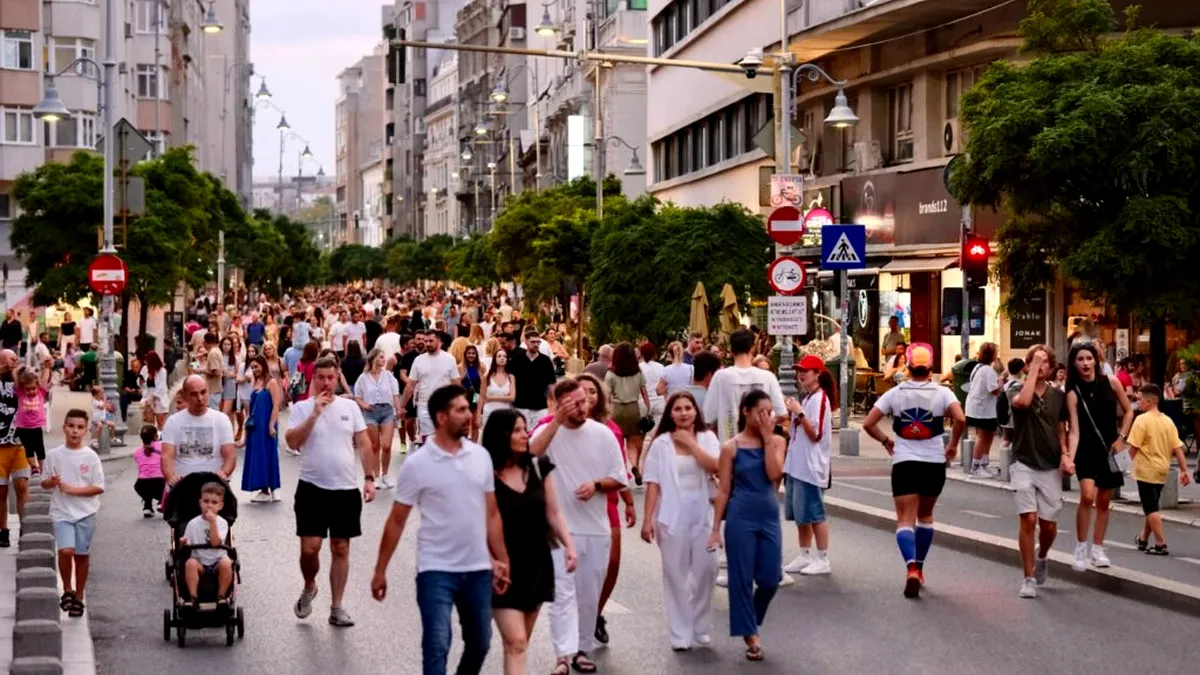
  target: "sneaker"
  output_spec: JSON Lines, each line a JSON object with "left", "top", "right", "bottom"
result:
{"left": 718, "top": 552, "right": 728, "bottom": 569}
{"left": 1090, "top": 545, "right": 1111, "bottom": 568}
{"left": 1071, "top": 542, "right": 1090, "bottom": 571}
{"left": 142, "top": 508, "right": 153, "bottom": 518}
{"left": 783, "top": 552, "right": 812, "bottom": 574}
{"left": 1034, "top": 556, "right": 1049, "bottom": 585}
{"left": 779, "top": 571, "right": 795, "bottom": 587}
{"left": 250, "top": 491, "right": 272, "bottom": 504}
{"left": 970, "top": 467, "right": 994, "bottom": 479}
{"left": 903, "top": 569, "right": 921, "bottom": 598}
{"left": 380, "top": 476, "right": 395, "bottom": 489}
{"left": 0, "top": 529, "right": 9, "bottom": 548}
{"left": 715, "top": 573, "right": 728, "bottom": 588}
{"left": 1019, "top": 577, "right": 1038, "bottom": 598}
{"left": 294, "top": 587, "right": 317, "bottom": 619}
{"left": 328, "top": 606, "right": 355, "bottom": 627}
{"left": 286, "top": 448, "right": 301, "bottom": 457}
{"left": 693, "top": 634, "right": 712, "bottom": 647}
{"left": 270, "top": 490, "right": 281, "bottom": 503}
{"left": 800, "top": 557, "right": 831, "bottom": 576}
{"left": 373, "top": 478, "right": 383, "bottom": 489}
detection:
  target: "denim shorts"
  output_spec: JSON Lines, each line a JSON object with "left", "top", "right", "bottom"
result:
{"left": 784, "top": 475, "right": 826, "bottom": 525}
{"left": 54, "top": 514, "right": 97, "bottom": 555}
{"left": 363, "top": 403, "right": 396, "bottom": 427}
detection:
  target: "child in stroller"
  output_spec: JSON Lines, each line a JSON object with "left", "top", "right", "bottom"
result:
{"left": 180, "top": 482, "right": 234, "bottom": 607}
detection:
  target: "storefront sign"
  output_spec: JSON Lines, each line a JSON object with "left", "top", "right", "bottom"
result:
{"left": 940, "top": 288, "right": 985, "bottom": 337}
{"left": 841, "top": 173, "right": 896, "bottom": 244}
{"left": 768, "top": 295, "right": 809, "bottom": 336}
{"left": 842, "top": 167, "right": 1006, "bottom": 246}
{"left": 1007, "top": 290, "right": 1047, "bottom": 349}
{"left": 770, "top": 174, "right": 804, "bottom": 208}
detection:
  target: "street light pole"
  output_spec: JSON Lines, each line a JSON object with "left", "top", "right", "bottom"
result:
{"left": 100, "top": 0, "right": 121, "bottom": 452}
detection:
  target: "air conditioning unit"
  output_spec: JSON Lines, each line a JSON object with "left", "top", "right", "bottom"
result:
{"left": 943, "top": 118, "right": 964, "bottom": 155}
{"left": 124, "top": 22, "right": 133, "bottom": 39}
{"left": 508, "top": 27, "right": 526, "bottom": 41}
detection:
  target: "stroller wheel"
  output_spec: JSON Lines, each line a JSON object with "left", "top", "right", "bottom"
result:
{"left": 236, "top": 607, "right": 245, "bottom": 639}
{"left": 162, "top": 609, "right": 172, "bottom": 642}
{"left": 226, "top": 622, "right": 235, "bottom": 646}
{"left": 176, "top": 624, "right": 186, "bottom": 648}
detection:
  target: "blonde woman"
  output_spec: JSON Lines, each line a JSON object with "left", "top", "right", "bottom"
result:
{"left": 262, "top": 341, "right": 285, "bottom": 384}
{"left": 354, "top": 348, "right": 402, "bottom": 488}
{"left": 448, "top": 336, "right": 470, "bottom": 365}
{"left": 468, "top": 323, "right": 486, "bottom": 347}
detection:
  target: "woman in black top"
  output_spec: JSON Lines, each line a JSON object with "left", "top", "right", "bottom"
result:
{"left": 340, "top": 340, "right": 366, "bottom": 389}
{"left": 1064, "top": 341, "right": 1134, "bottom": 570}
{"left": 481, "top": 409, "right": 576, "bottom": 675}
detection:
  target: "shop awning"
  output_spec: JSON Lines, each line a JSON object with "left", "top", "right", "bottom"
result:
{"left": 880, "top": 257, "right": 959, "bottom": 274}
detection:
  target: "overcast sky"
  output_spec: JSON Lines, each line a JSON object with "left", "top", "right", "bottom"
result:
{"left": 250, "top": 0, "right": 383, "bottom": 182}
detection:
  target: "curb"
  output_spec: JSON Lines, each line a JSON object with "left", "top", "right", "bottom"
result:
{"left": 824, "top": 495, "right": 1200, "bottom": 620}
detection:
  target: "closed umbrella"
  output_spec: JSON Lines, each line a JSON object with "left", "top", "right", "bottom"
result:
{"left": 689, "top": 282, "right": 709, "bottom": 339}
{"left": 719, "top": 283, "right": 741, "bottom": 335}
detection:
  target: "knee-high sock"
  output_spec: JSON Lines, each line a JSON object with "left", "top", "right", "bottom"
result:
{"left": 896, "top": 527, "right": 916, "bottom": 565}
{"left": 915, "top": 522, "right": 935, "bottom": 563}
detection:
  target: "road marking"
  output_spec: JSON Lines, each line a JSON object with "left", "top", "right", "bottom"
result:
{"left": 1177, "top": 557, "right": 1200, "bottom": 566}
{"left": 604, "top": 601, "right": 631, "bottom": 615}
{"left": 836, "top": 482, "right": 892, "bottom": 498}
{"left": 1102, "top": 540, "right": 1139, "bottom": 551}
{"left": 961, "top": 509, "right": 1000, "bottom": 519}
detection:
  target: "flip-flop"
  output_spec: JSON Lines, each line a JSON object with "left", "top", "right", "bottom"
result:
{"left": 745, "top": 645, "right": 764, "bottom": 661}
{"left": 571, "top": 652, "right": 597, "bottom": 673}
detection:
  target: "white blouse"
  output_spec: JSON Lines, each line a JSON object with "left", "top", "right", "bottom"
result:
{"left": 643, "top": 430, "right": 720, "bottom": 535}
{"left": 354, "top": 369, "right": 400, "bottom": 406}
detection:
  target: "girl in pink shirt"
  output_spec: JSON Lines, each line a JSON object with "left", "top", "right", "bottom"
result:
{"left": 15, "top": 365, "right": 51, "bottom": 475}
{"left": 133, "top": 425, "right": 166, "bottom": 517}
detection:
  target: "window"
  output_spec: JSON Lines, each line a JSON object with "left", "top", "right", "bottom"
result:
{"left": 944, "top": 71, "right": 960, "bottom": 119}
{"left": 136, "top": 0, "right": 165, "bottom": 34}
{"left": 888, "top": 83, "right": 914, "bottom": 163}
{"left": 136, "top": 64, "right": 166, "bottom": 99}
{"left": 650, "top": 94, "right": 771, "bottom": 182}
{"left": 2, "top": 31, "right": 34, "bottom": 71}
{"left": 1, "top": 108, "right": 36, "bottom": 145}
{"left": 140, "top": 129, "right": 164, "bottom": 156}
{"left": 50, "top": 38, "right": 96, "bottom": 74}
{"left": 0, "top": 193, "right": 11, "bottom": 220}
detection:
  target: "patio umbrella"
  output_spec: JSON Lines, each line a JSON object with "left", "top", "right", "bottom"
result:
{"left": 689, "top": 282, "right": 709, "bottom": 339}
{"left": 719, "top": 283, "right": 741, "bottom": 335}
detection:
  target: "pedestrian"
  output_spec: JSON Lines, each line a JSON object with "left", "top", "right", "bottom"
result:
{"left": 133, "top": 424, "right": 166, "bottom": 517}
{"left": 1009, "top": 345, "right": 1070, "bottom": 599}
{"left": 180, "top": 481, "right": 235, "bottom": 607}
{"left": 482, "top": 408, "right": 576, "bottom": 675}
{"left": 781, "top": 355, "right": 837, "bottom": 576}
{"left": 530, "top": 378, "right": 629, "bottom": 675}
{"left": 510, "top": 331, "right": 557, "bottom": 430}
{"left": 354, "top": 348, "right": 402, "bottom": 488}
{"left": 1127, "top": 383, "right": 1192, "bottom": 554}
{"left": 41, "top": 408, "right": 104, "bottom": 618}
{"left": 139, "top": 350, "right": 169, "bottom": 429}
{"left": 202, "top": 332, "right": 223, "bottom": 410}
{"left": 15, "top": 361, "right": 51, "bottom": 475}
{"left": 1064, "top": 341, "right": 1133, "bottom": 570}
{"left": 398, "top": 329, "right": 461, "bottom": 445}
{"left": 478, "top": 348, "right": 515, "bottom": 432}
{"left": 395, "top": 332, "right": 421, "bottom": 453}
{"left": 458, "top": 344, "right": 484, "bottom": 440}
{"left": 161, "top": 375, "right": 238, "bottom": 486}
{"left": 605, "top": 342, "right": 651, "bottom": 484}
{"left": 371, "top": 384, "right": 510, "bottom": 675}
{"left": 656, "top": 342, "right": 693, "bottom": 399}
{"left": 641, "top": 390, "right": 719, "bottom": 651}
{"left": 639, "top": 341, "right": 666, "bottom": 425}
{"left": 707, "top": 390, "right": 784, "bottom": 661}
{"left": 341, "top": 340, "right": 366, "bottom": 389}
{"left": 242, "top": 355, "right": 282, "bottom": 503}
{"left": 965, "top": 342, "right": 1003, "bottom": 477}
{"left": 861, "top": 342, "right": 965, "bottom": 598}
{"left": 286, "top": 357, "right": 376, "bottom": 627}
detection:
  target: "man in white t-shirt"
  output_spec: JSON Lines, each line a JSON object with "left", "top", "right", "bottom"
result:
{"left": 397, "top": 333, "right": 461, "bottom": 441}
{"left": 343, "top": 309, "right": 368, "bottom": 354}
{"left": 702, "top": 329, "right": 786, "bottom": 443}
{"left": 330, "top": 310, "right": 347, "bottom": 357}
{"left": 371, "top": 384, "right": 510, "bottom": 674}
{"left": 161, "top": 375, "right": 237, "bottom": 484}
{"left": 285, "top": 357, "right": 375, "bottom": 628}
{"left": 78, "top": 308, "right": 97, "bottom": 352}
{"left": 531, "top": 379, "right": 627, "bottom": 673}
{"left": 373, "top": 316, "right": 402, "bottom": 367}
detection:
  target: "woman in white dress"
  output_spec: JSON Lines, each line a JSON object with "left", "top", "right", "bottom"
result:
{"left": 478, "top": 349, "right": 516, "bottom": 432}
{"left": 139, "top": 350, "right": 169, "bottom": 429}
{"left": 640, "top": 342, "right": 667, "bottom": 425}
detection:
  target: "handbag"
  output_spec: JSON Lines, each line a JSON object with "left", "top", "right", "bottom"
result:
{"left": 243, "top": 392, "right": 257, "bottom": 431}
{"left": 637, "top": 415, "right": 656, "bottom": 435}
{"left": 1074, "top": 386, "right": 1129, "bottom": 474}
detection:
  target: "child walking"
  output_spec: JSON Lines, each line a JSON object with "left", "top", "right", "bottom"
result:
{"left": 133, "top": 425, "right": 165, "bottom": 517}
{"left": 1127, "top": 384, "right": 1192, "bottom": 555}
{"left": 41, "top": 408, "right": 105, "bottom": 618}
{"left": 15, "top": 362, "right": 52, "bottom": 475}
{"left": 181, "top": 482, "right": 234, "bottom": 607}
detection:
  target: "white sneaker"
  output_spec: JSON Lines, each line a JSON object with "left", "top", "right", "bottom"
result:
{"left": 250, "top": 490, "right": 271, "bottom": 504}
{"left": 783, "top": 552, "right": 812, "bottom": 574}
{"left": 380, "top": 475, "right": 395, "bottom": 489}
{"left": 779, "top": 571, "right": 795, "bottom": 587}
{"left": 1090, "top": 545, "right": 1111, "bottom": 568}
{"left": 970, "top": 466, "right": 993, "bottom": 478}
{"left": 286, "top": 447, "right": 301, "bottom": 457}
{"left": 715, "top": 573, "right": 728, "bottom": 588}
{"left": 1034, "top": 556, "right": 1049, "bottom": 585}
{"left": 693, "top": 634, "right": 712, "bottom": 647}
{"left": 800, "top": 557, "right": 831, "bottom": 575}
{"left": 1072, "top": 542, "right": 1090, "bottom": 572}
{"left": 718, "top": 552, "right": 728, "bottom": 569}
{"left": 1019, "top": 577, "right": 1038, "bottom": 598}
{"left": 270, "top": 490, "right": 281, "bottom": 503}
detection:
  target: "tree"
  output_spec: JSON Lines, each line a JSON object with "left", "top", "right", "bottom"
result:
{"left": 385, "top": 235, "right": 455, "bottom": 284}
{"left": 950, "top": 0, "right": 1200, "bottom": 383}
{"left": 445, "top": 235, "right": 500, "bottom": 288}
{"left": 328, "top": 244, "right": 387, "bottom": 283}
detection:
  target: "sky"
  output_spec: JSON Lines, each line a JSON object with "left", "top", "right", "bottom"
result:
{"left": 250, "top": 0, "right": 384, "bottom": 182}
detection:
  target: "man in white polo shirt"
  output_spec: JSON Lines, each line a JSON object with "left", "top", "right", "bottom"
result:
{"left": 371, "top": 384, "right": 510, "bottom": 675}
{"left": 397, "top": 330, "right": 460, "bottom": 443}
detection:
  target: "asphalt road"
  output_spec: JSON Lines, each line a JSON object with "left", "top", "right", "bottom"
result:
{"left": 84, "top": 445, "right": 1193, "bottom": 675}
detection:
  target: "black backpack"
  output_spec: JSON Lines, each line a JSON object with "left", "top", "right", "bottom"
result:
{"left": 996, "top": 380, "right": 1017, "bottom": 426}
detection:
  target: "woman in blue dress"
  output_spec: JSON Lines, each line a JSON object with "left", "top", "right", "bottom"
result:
{"left": 708, "top": 389, "right": 785, "bottom": 662}
{"left": 242, "top": 355, "right": 282, "bottom": 503}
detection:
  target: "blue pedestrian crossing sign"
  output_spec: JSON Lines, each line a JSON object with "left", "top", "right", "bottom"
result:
{"left": 821, "top": 224, "right": 867, "bottom": 270}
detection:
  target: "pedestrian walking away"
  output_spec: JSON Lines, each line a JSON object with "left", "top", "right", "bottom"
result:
{"left": 0, "top": 349, "right": 31, "bottom": 547}
{"left": 1127, "top": 384, "right": 1192, "bottom": 555}
{"left": 372, "top": 384, "right": 510, "bottom": 675}
{"left": 285, "top": 357, "right": 377, "bottom": 628}
{"left": 965, "top": 342, "right": 1003, "bottom": 477}
{"left": 861, "top": 343, "right": 965, "bottom": 599}
{"left": 782, "top": 355, "right": 837, "bottom": 577}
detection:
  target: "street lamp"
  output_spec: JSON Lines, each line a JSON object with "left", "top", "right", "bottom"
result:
{"left": 202, "top": 1, "right": 223, "bottom": 34}
{"left": 824, "top": 89, "right": 859, "bottom": 128}
{"left": 606, "top": 136, "right": 645, "bottom": 176}
{"left": 276, "top": 114, "right": 290, "bottom": 132}
{"left": 301, "top": 144, "right": 314, "bottom": 161}
{"left": 534, "top": 2, "right": 558, "bottom": 37}
{"left": 255, "top": 78, "right": 271, "bottom": 102}
{"left": 473, "top": 121, "right": 488, "bottom": 136}
{"left": 461, "top": 147, "right": 474, "bottom": 162}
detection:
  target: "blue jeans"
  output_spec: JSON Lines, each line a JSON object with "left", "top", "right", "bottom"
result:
{"left": 416, "top": 569, "right": 493, "bottom": 675}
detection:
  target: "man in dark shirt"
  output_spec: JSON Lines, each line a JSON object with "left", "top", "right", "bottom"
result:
{"left": 245, "top": 311, "right": 265, "bottom": 347}
{"left": 364, "top": 310, "right": 382, "bottom": 351}
{"left": 0, "top": 311, "right": 23, "bottom": 352}
{"left": 508, "top": 331, "right": 556, "bottom": 428}
{"left": 396, "top": 332, "right": 422, "bottom": 452}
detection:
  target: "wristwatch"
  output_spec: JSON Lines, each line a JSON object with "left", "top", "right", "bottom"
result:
{"left": 593, "top": 480, "right": 602, "bottom": 493}
{"left": 364, "top": 475, "right": 375, "bottom": 482}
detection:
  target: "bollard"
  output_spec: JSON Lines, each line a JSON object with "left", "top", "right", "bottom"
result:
{"left": 13, "top": 619, "right": 62, "bottom": 660}
{"left": 838, "top": 425, "right": 860, "bottom": 457}
{"left": 1162, "top": 466, "right": 1180, "bottom": 509}
{"left": 18, "top": 532, "right": 55, "bottom": 552}
{"left": 998, "top": 444, "right": 1012, "bottom": 483}
{"left": 20, "top": 514, "right": 53, "bottom": 536}
{"left": 16, "top": 587, "right": 61, "bottom": 623}
{"left": 9, "top": 656, "right": 64, "bottom": 675}
{"left": 16, "top": 549, "right": 55, "bottom": 571}
{"left": 960, "top": 436, "right": 975, "bottom": 473}
{"left": 16, "top": 567, "right": 57, "bottom": 591}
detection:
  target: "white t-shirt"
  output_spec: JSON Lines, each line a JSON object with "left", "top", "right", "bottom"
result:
{"left": 641, "top": 361, "right": 666, "bottom": 401}
{"left": 329, "top": 321, "right": 346, "bottom": 352}
{"left": 409, "top": 351, "right": 460, "bottom": 408}
{"left": 44, "top": 445, "right": 104, "bottom": 522}
{"left": 532, "top": 419, "right": 628, "bottom": 536}
{"left": 965, "top": 363, "right": 1000, "bottom": 420}
{"left": 343, "top": 322, "right": 367, "bottom": 351}
{"left": 784, "top": 389, "right": 834, "bottom": 487}
{"left": 702, "top": 365, "right": 786, "bottom": 442}
{"left": 287, "top": 396, "right": 367, "bottom": 490}
{"left": 162, "top": 408, "right": 235, "bottom": 476}
{"left": 873, "top": 380, "right": 958, "bottom": 464}
{"left": 394, "top": 439, "right": 495, "bottom": 573}
{"left": 660, "top": 363, "right": 694, "bottom": 397}
{"left": 79, "top": 317, "right": 96, "bottom": 344}
{"left": 183, "top": 514, "right": 230, "bottom": 567}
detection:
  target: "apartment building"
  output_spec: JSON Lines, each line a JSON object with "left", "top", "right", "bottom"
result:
{"left": 201, "top": 0, "right": 254, "bottom": 205}
{"left": 333, "top": 45, "right": 386, "bottom": 245}
{"left": 423, "top": 52, "right": 460, "bottom": 237}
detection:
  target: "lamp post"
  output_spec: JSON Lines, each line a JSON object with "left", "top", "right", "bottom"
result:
{"left": 489, "top": 63, "right": 543, "bottom": 192}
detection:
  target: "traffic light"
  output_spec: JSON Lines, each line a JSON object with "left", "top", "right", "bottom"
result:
{"left": 962, "top": 235, "right": 990, "bottom": 288}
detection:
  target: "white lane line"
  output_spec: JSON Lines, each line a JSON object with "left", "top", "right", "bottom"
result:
{"left": 836, "top": 482, "right": 893, "bottom": 498}
{"left": 1177, "top": 557, "right": 1200, "bottom": 566}
{"left": 961, "top": 509, "right": 1000, "bottom": 519}
{"left": 1102, "top": 540, "right": 1139, "bottom": 551}
{"left": 604, "top": 601, "right": 632, "bottom": 615}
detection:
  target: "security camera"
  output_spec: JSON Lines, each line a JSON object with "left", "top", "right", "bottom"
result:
{"left": 738, "top": 49, "right": 764, "bottom": 79}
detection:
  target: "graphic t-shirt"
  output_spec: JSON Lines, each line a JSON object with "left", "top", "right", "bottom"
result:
{"left": 0, "top": 374, "right": 18, "bottom": 446}
{"left": 161, "top": 408, "right": 235, "bottom": 476}
{"left": 702, "top": 365, "right": 786, "bottom": 442}
{"left": 873, "top": 380, "right": 958, "bottom": 464}
{"left": 44, "top": 445, "right": 104, "bottom": 522}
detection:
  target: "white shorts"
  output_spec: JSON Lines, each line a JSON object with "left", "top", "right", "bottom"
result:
{"left": 416, "top": 406, "right": 434, "bottom": 438}
{"left": 1011, "top": 462, "right": 1063, "bottom": 521}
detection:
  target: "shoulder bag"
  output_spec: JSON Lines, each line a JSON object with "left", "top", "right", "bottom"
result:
{"left": 1074, "top": 386, "right": 1130, "bottom": 474}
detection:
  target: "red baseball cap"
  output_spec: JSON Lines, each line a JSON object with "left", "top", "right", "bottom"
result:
{"left": 793, "top": 354, "right": 826, "bottom": 372}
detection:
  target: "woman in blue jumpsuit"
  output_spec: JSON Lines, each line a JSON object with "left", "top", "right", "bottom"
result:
{"left": 708, "top": 389, "right": 784, "bottom": 661}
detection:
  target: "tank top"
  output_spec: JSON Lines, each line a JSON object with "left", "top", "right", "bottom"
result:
{"left": 1073, "top": 377, "right": 1118, "bottom": 452}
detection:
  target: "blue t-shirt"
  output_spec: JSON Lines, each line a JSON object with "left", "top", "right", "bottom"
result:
{"left": 245, "top": 321, "right": 265, "bottom": 345}
{"left": 292, "top": 321, "right": 311, "bottom": 349}
{"left": 283, "top": 347, "right": 302, "bottom": 376}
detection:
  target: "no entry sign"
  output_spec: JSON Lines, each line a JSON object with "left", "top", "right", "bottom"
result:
{"left": 766, "top": 206, "right": 804, "bottom": 246}
{"left": 88, "top": 253, "right": 127, "bottom": 296}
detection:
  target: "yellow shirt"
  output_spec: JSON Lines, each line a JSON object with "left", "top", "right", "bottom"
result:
{"left": 1127, "top": 410, "right": 1181, "bottom": 484}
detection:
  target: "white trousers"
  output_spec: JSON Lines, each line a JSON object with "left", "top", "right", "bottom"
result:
{"left": 657, "top": 521, "right": 717, "bottom": 648}
{"left": 549, "top": 533, "right": 610, "bottom": 656}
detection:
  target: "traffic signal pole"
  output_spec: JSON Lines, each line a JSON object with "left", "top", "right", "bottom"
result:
{"left": 961, "top": 207, "right": 972, "bottom": 363}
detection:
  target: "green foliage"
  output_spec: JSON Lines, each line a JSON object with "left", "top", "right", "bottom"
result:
{"left": 1018, "top": 0, "right": 1114, "bottom": 54}
{"left": 384, "top": 234, "right": 455, "bottom": 285}
{"left": 445, "top": 235, "right": 500, "bottom": 288}
{"left": 329, "top": 244, "right": 387, "bottom": 283}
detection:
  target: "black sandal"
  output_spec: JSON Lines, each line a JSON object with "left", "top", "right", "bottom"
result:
{"left": 571, "top": 652, "right": 597, "bottom": 673}
{"left": 1135, "top": 536, "right": 1148, "bottom": 551}
{"left": 59, "top": 591, "right": 75, "bottom": 611}
{"left": 1146, "top": 544, "right": 1170, "bottom": 556}
{"left": 745, "top": 645, "right": 765, "bottom": 661}
{"left": 68, "top": 599, "right": 84, "bottom": 618}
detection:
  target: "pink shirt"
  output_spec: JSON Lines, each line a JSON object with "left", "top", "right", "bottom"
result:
{"left": 15, "top": 386, "right": 46, "bottom": 430}
{"left": 134, "top": 442, "right": 165, "bottom": 479}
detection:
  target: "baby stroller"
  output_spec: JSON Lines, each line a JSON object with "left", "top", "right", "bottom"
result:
{"left": 161, "top": 472, "right": 244, "bottom": 647}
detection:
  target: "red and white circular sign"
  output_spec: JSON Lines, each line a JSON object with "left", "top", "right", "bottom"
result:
{"left": 766, "top": 206, "right": 804, "bottom": 246}
{"left": 88, "top": 253, "right": 127, "bottom": 296}
{"left": 768, "top": 256, "right": 806, "bottom": 295}
{"left": 803, "top": 207, "right": 833, "bottom": 232}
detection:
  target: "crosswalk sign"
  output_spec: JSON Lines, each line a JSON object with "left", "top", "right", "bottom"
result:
{"left": 821, "top": 224, "right": 867, "bottom": 270}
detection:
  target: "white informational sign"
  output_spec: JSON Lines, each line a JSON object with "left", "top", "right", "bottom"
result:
{"left": 768, "top": 295, "right": 809, "bottom": 336}
{"left": 770, "top": 174, "right": 804, "bottom": 208}
{"left": 1115, "top": 328, "right": 1130, "bottom": 361}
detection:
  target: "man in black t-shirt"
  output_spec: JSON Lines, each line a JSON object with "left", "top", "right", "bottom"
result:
{"left": 508, "top": 331, "right": 556, "bottom": 428}
{"left": 396, "top": 333, "right": 423, "bottom": 452}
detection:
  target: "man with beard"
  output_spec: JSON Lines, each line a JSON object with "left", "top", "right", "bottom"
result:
{"left": 0, "top": 349, "right": 29, "bottom": 547}
{"left": 398, "top": 330, "right": 461, "bottom": 445}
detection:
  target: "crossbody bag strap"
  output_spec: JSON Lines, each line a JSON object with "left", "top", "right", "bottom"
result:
{"left": 1074, "top": 386, "right": 1107, "bottom": 445}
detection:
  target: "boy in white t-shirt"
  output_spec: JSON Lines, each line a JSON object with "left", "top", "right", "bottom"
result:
{"left": 181, "top": 481, "right": 233, "bottom": 606}
{"left": 41, "top": 408, "right": 105, "bottom": 618}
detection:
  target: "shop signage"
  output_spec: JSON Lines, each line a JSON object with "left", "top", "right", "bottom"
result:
{"left": 1007, "top": 290, "right": 1047, "bottom": 350}
{"left": 940, "top": 288, "right": 985, "bottom": 337}
{"left": 842, "top": 167, "right": 1007, "bottom": 246}
{"left": 841, "top": 173, "right": 896, "bottom": 244}
{"left": 768, "top": 295, "right": 809, "bottom": 336}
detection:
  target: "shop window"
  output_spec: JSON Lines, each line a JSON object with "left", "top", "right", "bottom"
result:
{"left": 888, "top": 83, "right": 914, "bottom": 164}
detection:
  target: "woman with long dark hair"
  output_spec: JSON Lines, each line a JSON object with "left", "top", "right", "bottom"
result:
{"left": 1064, "top": 340, "right": 1134, "bottom": 570}
{"left": 965, "top": 342, "right": 1003, "bottom": 477}
{"left": 707, "top": 390, "right": 784, "bottom": 661}
{"left": 782, "top": 356, "right": 838, "bottom": 576}
{"left": 139, "top": 350, "right": 168, "bottom": 429}
{"left": 605, "top": 342, "right": 651, "bottom": 484}
{"left": 293, "top": 340, "right": 321, "bottom": 402}
{"left": 219, "top": 336, "right": 239, "bottom": 429}
{"left": 641, "top": 390, "right": 720, "bottom": 650}
{"left": 481, "top": 409, "right": 576, "bottom": 675}
{"left": 459, "top": 344, "right": 484, "bottom": 440}
{"left": 479, "top": 349, "right": 515, "bottom": 431}
{"left": 341, "top": 340, "right": 367, "bottom": 388}
{"left": 243, "top": 355, "right": 282, "bottom": 502}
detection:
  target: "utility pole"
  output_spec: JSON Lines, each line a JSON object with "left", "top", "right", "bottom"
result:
{"left": 776, "top": 1, "right": 797, "bottom": 399}
{"left": 98, "top": 0, "right": 121, "bottom": 452}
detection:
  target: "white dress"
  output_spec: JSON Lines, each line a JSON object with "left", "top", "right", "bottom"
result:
{"left": 480, "top": 375, "right": 513, "bottom": 430}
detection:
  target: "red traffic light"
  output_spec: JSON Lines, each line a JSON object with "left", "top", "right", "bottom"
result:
{"left": 966, "top": 239, "right": 990, "bottom": 258}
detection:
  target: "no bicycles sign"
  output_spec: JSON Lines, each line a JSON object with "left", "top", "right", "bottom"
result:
{"left": 767, "top": 256, "right": 805, "bottom": 295}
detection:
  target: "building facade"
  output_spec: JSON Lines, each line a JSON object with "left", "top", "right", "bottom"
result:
{"left": 423, "top": 52, "right": 460, "bottom": 237}
{"left": 201, "top": 0, "right": 253, "bottom": 205}
{"left": 333, "top": 45, "right": 386, "bottom": 246}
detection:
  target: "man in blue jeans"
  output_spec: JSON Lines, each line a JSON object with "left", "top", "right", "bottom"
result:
{"left": 371, "top": 384, "right": 510, "bottom": 675}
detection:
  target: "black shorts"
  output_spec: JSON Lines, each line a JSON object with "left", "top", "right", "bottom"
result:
{"left": 966, "top": 416, "right": 998, "bottom": 432}
{"left": 405, "top": 400, "right": 417, "bottom": 419}
{"left": 1137, "top": 481, "right": 1164, "bottom": 515}
{"left": 294, "top": 480, "right": 363, "bottom": 539}
{"left": 1075, "top": 446, "right": 1125, "bottom": 490}
{"left": 891, "top": 460, "right": 947, "bottom": 498}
